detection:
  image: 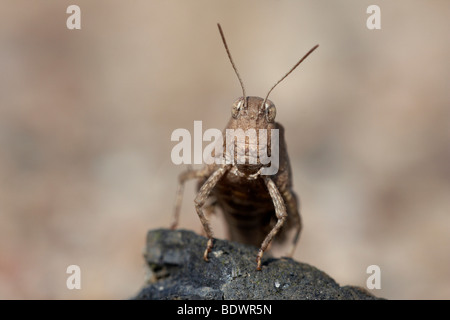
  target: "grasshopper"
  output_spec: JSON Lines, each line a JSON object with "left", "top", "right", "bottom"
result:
{"left": 171, "top": 24, "right": 318, "bottom": 270}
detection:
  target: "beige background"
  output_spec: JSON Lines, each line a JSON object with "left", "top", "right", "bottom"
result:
{"left": 0, "top": 0, "right": 449, "bottom": 299}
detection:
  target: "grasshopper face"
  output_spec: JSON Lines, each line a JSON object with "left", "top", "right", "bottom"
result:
{"left": 226, "top": 96, "right": 277, "bottom": 175}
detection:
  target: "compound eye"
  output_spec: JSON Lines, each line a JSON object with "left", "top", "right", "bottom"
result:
{"left": 231, "top": 99, "right": 244, "bottom": 118}
{"left": 265, "top": 102, "right": 276, "bottom": 122}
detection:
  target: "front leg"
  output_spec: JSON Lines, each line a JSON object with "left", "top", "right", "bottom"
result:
{"left": 171, "top": 165, "right": 214, "bottom": 230}
{"left": 256, "top": 176, "right": 288, "bottom": 270}
{"left": 194, "top": 164, "right": 231, "bottom": 262}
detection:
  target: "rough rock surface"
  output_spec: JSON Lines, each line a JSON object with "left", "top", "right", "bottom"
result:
{"left": 135, "top": 229, "right": 381, "bottom": 300}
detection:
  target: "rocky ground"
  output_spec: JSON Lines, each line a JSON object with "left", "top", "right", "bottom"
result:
{"left": 135, "top": 229, "right": 382, "bottom": 300}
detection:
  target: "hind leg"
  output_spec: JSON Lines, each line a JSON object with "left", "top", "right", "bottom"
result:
{"left": 171, "top": 166, "right": 214, "bottom": 230}
{"left": 283, "top": 189, "right": 302, "bottom": 257}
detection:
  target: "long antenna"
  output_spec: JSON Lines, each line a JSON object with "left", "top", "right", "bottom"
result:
{"left": 217, "top": 23, "right": 247, "bottom": 109}
{"left": 262, "top": 44, "right": 319, "bottom": 107}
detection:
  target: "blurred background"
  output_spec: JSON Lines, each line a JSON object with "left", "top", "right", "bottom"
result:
{"left": 0, "top": 0, "right": 449, "bottom": 299}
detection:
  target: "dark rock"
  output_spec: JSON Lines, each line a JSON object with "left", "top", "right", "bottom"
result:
{"left": 134, "top": 229, "right": 382, "bottom": 300}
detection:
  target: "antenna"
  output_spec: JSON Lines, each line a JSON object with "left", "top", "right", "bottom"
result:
{"left": 217, "top": 23, "right": 247, "bottom": 109}
{"left": 262, "top": 44, "right": 319, "bottom": 107}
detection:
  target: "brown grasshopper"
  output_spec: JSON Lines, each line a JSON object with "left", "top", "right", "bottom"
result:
{"left": 171, "top": 24, "right": 318, "bottom": 270}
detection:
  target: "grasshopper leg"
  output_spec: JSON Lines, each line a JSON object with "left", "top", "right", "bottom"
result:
{"left": 171, "top": 166, "right": 213, "bottom": 230}
{"left": 256, "top": 176, "right": 288, "bottom": 270}
{"left": 283, "top": 189, "right": 302, "bottom": 257}
{"left": 194, "top": 165, "right": 231, "bottom": 261}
